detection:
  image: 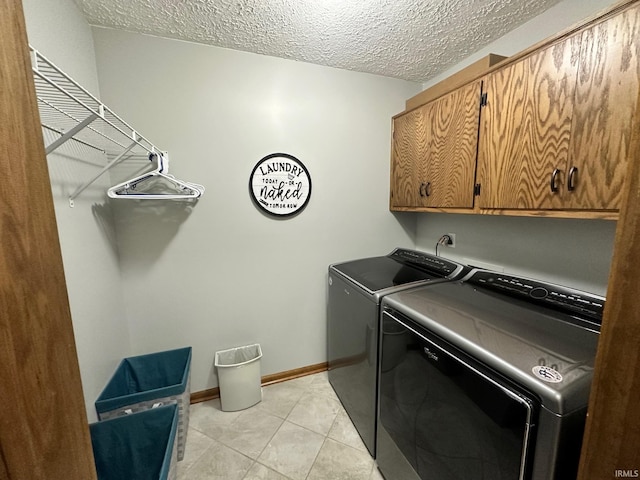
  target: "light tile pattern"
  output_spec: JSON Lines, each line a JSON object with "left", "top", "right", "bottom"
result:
{"left": 179, "top": 372, "right": 384, "bottom": 480}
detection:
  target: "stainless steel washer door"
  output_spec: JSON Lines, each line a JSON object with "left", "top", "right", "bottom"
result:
{"left": 377, "top": 309, "right": 536, "bottom": 480}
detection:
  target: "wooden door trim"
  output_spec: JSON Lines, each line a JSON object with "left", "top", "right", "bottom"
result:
{"left": 577, "top": 76, "right": 640, "bottom": 480}
{"left": 0, "top": 1, "right": 97, "bottom": 478}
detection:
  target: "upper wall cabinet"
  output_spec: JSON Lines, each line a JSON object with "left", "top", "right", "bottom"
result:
{"left": 390, "top": 106, "right": 427, "bottom": 208}
{"left": 391, "top": 1, "right": 640, "bottom": 220}
{"left": 390, "top": 81, "right": 481, "bottom": 210}
{"left": 567, "top": 7, "right": 640, "bottom": 210}
{"left": 477, "top": 35, "right": 581, "bottom": 210}
{"left": 477, "top": 3, "right": 640, "bottom": 213}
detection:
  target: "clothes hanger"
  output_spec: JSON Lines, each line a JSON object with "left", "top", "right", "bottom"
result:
{"left": 107, "top": 152, "right": 204, "bottom": 200}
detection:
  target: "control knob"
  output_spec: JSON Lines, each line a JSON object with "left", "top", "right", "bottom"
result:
{"left": 530, "top": 287, "right": 549, "bottom": 299}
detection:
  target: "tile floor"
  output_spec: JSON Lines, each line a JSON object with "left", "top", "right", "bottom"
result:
{"left": 179, "top": 371, "right": 384, "bottom": 480}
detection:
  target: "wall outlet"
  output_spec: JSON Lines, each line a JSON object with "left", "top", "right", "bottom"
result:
{"left": 446, "top": 233, "right": 456, "bottom": 248}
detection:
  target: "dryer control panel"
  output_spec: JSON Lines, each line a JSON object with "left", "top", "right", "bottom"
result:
{"left": 468, "top": 270, "right": 605, "bottom": 327}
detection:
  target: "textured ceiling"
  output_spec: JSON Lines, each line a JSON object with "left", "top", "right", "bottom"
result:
{"left": 74, "top": 0, "right": 563, "bottom": 83}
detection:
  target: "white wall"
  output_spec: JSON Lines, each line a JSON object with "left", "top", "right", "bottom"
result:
{"left": 91, "top": 29, "right": 420, "bottom": 393}
{"left": 415, "top": 0, "right": 620, "bottom": 296}
{"left": 22, "top": 0, "right": 131, "bottom": 422}
{"left": 415, "top": 214, "right": 615, "bottom": 295}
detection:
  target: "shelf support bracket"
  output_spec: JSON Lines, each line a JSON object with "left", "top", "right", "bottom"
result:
{"left": 68, "top": 138, "right": 139, "bottom": 207}
{"left": 45, "top": 106, "right": 103, "bottom": 154}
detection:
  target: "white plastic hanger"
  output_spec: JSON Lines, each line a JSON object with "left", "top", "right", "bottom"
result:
{"left": 107, "top": 152, "right": 205, "bottom": 200}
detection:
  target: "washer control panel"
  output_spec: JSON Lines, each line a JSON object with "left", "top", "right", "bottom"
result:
{"left": 469, "top": 270, "right": 605, "bottom": 326}
{"left": 390, "top": 248, "right": 461, "bottom": 277}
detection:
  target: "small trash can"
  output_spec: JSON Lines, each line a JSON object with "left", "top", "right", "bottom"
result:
{"left": 214, "top": 343, "right": 262, "bottom": 412}
{"left": 95, "top": 347, "right": 191, "bottom": 461}
{"left": 90, "top": 403, "right": 178, "bottom": 480}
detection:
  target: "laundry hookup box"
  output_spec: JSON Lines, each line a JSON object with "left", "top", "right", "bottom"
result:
{"left": 95, "top": 347, "right": 192, "bottom": 461}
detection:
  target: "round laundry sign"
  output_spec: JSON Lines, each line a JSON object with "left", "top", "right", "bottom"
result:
{"left": 249, "top": 153, "right": 312, "bottom": 217}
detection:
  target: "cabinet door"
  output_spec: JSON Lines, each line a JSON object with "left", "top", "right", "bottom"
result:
{"left": 422, "top": 81, "right": 481, "bottom": 208}
{"left": 478, "top": 35, "right": 581, "bottom": 209}
{"left": 390, "top": 82, "right": 481, "bottom": 210}
{"left": 567, "top": 5, "right": 640, "bottom": 210}
{"left": 390, "top": 107, "right": 429, "bottom": 208}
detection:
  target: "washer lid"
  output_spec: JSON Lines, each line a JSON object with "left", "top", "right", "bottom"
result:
{"left": 382, "top": 279, "right": 601, "bottom": 415}
{"left": 330, "top": 249, "right": 464, "bottom": 293}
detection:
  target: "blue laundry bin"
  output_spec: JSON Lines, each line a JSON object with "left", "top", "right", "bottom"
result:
{"left": 95, "top": 347, "right": 191, "bottom": 461}
{"left": 90, "top": 404, "right": 178, "bottom": 480}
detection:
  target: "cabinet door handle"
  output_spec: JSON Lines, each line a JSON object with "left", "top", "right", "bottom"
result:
{"left": 419, "top": 183, "right": 425, "bottom": 197}
{"left": 550, "top": 168, "right": 561, "bottom": 193}
{"left": 568, "top": 166, "right": 578, "bottom": 191}
{"left": 425, "top": 182, "right": 431, "bottom": 197}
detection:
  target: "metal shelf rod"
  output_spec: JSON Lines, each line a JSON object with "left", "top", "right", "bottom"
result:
{"left": 42, "top": 124, "right": 104, "bottom": 152}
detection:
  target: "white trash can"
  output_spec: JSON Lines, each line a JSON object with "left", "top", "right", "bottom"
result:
{"left": 214, "top": 344, "right": 263, "bottom": 412}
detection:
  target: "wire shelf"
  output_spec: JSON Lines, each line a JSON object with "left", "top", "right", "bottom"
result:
{"left": 31, "top": 47, "right": 159, "bottom": 161}
{"left": 29, "top": 47, "right": 204, "bottom": 205}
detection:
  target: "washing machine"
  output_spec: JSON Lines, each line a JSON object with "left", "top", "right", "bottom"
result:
{"left": 327, "top": 248, "right": 467, "bottom": 456}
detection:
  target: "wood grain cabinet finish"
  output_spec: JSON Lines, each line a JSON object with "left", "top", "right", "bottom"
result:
{"left": 477, "top": 2, "right": 640, "bottom": 214}
{"left": 393, "top": 2, "right": 640, "bottom": 218}
{"left": 390, "top": 107, "right": 429, "bottom": 208}
{"left": 390, "top": 81, "right": 481, "bottom": 210}
{"left": 568, "top": 5, "right": 640, "bottom": 210}
{"left": 477, "top": 35, "right": 581, "bottom": 210}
